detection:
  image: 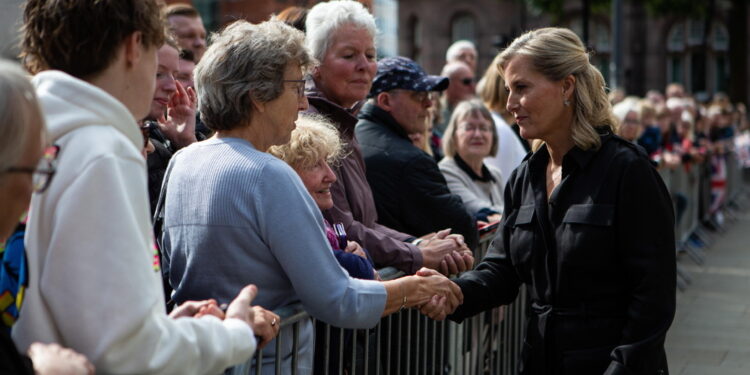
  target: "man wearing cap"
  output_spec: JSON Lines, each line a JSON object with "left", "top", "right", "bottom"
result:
{"left": 356, "top": 56, "right": 479, "bottom": 252}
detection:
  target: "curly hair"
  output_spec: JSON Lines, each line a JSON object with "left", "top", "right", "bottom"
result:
{"left": 21, "top": 0, "right": 165, "bottom": 78}
{"left": 268, "top": 113, "right": 346, "bottom": 171}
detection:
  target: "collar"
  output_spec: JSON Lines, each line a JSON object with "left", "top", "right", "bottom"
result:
{"left": 304, "top": 78, "right": 363, "bottom": 139}
{"left": 528, "top": 127, "right": 612, "bottom": 172}
{"left": 454, "top": 154, "right": 495, "bottom": 182}
{"left": 358, "top": 102, "right": 411, "bottom": 141}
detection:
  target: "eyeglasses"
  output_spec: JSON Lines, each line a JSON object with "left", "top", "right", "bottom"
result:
{"left": 283, "top": 79, "right": 306, "bottom": 99}
{"left": 458, "top": 124, "right": 492, "bottom": 133}
{"left": 3, "top": 145, "right": 59, "bottom": 193}
{"left": 460, "top": 77, "right": 475, "bottom": 86}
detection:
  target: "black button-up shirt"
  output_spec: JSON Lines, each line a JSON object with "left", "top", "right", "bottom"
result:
{"left": 451, "top": 131, "right": 676, "bottom": 375}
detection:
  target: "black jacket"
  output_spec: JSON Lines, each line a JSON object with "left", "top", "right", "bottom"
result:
{"left": 451, "top": 130, "right": 676, "bottom": 375}
{"left": 356, "top": 103, "right": 479, "bottom": 250}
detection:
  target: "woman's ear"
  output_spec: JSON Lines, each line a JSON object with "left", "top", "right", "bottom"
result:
{"left": 562, "top": 74, "right": 576, "bottom": 101}
{"left": 250, "top": 95, "right": 265, "bottom": 113}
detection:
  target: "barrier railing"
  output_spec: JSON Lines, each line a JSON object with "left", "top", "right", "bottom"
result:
{"left": 228, "top": 150, "right": 747, "bottom": 374}
{"left": 228, "top": 231, "right": 528, "bottom": 375}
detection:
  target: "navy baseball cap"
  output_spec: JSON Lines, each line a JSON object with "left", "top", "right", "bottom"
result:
{"left": 368, "top": 56, "right": 450, "bottom": 98}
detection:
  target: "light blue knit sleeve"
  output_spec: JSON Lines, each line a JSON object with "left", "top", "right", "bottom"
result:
{"left": 255, "top": 159, "right": 387, "bottom": 328}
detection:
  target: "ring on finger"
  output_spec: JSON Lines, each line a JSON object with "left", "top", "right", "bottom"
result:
{"left": 271, "top": 318, "right": 277, "bottom": 327}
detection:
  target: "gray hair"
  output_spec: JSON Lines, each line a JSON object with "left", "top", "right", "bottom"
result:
{"left": 445, "top": 40, "right": 477, "bottom": 62}
{"left": 0, "top": 60, "right": 42, "bottom": 173}
{"left": 305, "top": 0, "right": 377, "bottom": 63}
{"left": 195, "top": 20, "right": 312, "bottom": 131}
{"left": 612, "top": 97, "right": 641, "bottom": 124}
{"left": 498, "top": 27, "right": 617, "bottom": 151}
{"left": 442, "top": 99, "right": 498, "bottom": 158}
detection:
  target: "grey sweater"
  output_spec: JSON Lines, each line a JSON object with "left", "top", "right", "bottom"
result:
{"left": 438, "top": 157, "right": 505, "bottom": 216}
{"left": 162, "top": 137, "right": 386, "bottom": 374}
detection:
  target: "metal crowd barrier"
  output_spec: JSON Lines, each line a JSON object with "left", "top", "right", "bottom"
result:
{"left": 658, "top": 151, "right": 748, "bottom": 289}
{"left": 227, "top": 151, "right": 749, "bottom": 374}
{"left": 228, "top": 231, "right": 528, "bottom": 375}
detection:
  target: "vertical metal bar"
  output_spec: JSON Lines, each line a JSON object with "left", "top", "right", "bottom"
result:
{"left": 256, "top": 348, "right": 263, "bottom": 375}
{"left": 351, "top": 328, "right": 358, "bottom": 375}
{"left": 396, "top": 313, "right": 401, "bottom": 375}
{"left": 376, "top": 317, "right": 382, "bottom": 375}
{"left": 292, "top": 322, "right": 300, "bottom": 375}
{"left": 364, "top": 328, "right": 370, "bottom": 375}
{"left": 386, "top": 315, "right": 392, "bottom": 375}
{"left": 430, "top": 319, "right": 436, "bottom": 375}
{"left": 325, "top": 323, "right": 331, "bottom": 374}
{"left": 422, "top": 314, "right": 427, "bottom": 375}
{"left": 405, "top": 309, "right": 411, "bottom": 374}
{"left": 338, "top": 327, "right": 345, "bottom": 375}
{"left": 275, "top": 329, "right": 282, "bottom": 375}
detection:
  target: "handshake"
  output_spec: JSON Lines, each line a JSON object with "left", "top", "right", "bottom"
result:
{"left": 385, "top": 267, "right": 464, "bottom": 321}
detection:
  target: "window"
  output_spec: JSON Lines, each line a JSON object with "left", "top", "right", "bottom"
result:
{"left": 451, "top": 13, "right": 476, "bottom": 43}
{"left": 665, "top": 20, "right": 728, "bottom": 95}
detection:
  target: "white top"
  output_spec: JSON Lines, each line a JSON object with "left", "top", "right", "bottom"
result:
{"left": 14, "top": 70, "right": 256, "bottom": 374}
{"left": 484, "top": 112, "right": 528, "bottom": 185}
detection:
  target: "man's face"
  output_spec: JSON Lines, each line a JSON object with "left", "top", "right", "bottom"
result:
{"left": 176, "top": 58, "right": 195, "bottom": 89}
{"left": 384, "top": 89, "right": 433, "bottom": 135}
{"left": 168, "top": 15, "right": 207, "bottom": 62}
{"left": 445, "top": 64, "right": 475, "bottom": 107}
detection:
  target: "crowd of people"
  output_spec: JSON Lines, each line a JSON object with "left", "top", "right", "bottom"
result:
{"left": 0, "top": 0, "right": 747, "bottom": 374}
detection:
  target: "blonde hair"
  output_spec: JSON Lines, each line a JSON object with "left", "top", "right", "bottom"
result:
{"left": 442, "top": 99, "right": 498, "bottom": 158}
{"left": 498, "top": 27, "right": 617, "bottom": 151}
{"left": 268, "top": 113, "right": 345, "bottom": 170}
{"left": 478, "top": 53, "right": 509, "bottom": 117}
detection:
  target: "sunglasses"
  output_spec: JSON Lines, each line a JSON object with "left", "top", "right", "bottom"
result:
{"left": 461, "top": 77, "right": 475, "bottom": 86}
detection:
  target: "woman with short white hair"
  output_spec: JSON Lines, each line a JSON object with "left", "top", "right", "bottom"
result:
{"left": 304, "top": 0, "right": 469, "bottom": 278}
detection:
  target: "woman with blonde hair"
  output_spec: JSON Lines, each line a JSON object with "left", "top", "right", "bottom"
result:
{"left": 424, "top": 27, "right": 676, "bottom": 374}
{"left": 477, "top": 53, "right": 529, "bottom": 182}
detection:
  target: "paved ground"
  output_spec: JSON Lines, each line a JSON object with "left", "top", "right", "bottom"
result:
{"left": 665, "top": 206, "right": 750, "bottom": 375}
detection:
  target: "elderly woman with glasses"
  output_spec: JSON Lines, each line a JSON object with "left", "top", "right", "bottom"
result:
{"left": 439, "top": 99, "right": 504, "bottom": 224}
{"left": 162, "top": 20, "right": 461, "bottom": 374}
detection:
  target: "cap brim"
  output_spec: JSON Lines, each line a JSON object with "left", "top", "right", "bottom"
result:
{"left": 416, "top": 75, "right": 450, "bottom": 92}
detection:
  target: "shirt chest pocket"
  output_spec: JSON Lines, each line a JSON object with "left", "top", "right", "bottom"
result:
{"left": 560, "top": 204, "right": 615, "bottom": 267}
{"left": 506, "top": 204, "right": 537, "bottom": 269}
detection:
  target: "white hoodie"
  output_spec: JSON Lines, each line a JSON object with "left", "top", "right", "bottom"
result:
{"left": 13, "top": 71, "right": 256, "bottom": 374}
